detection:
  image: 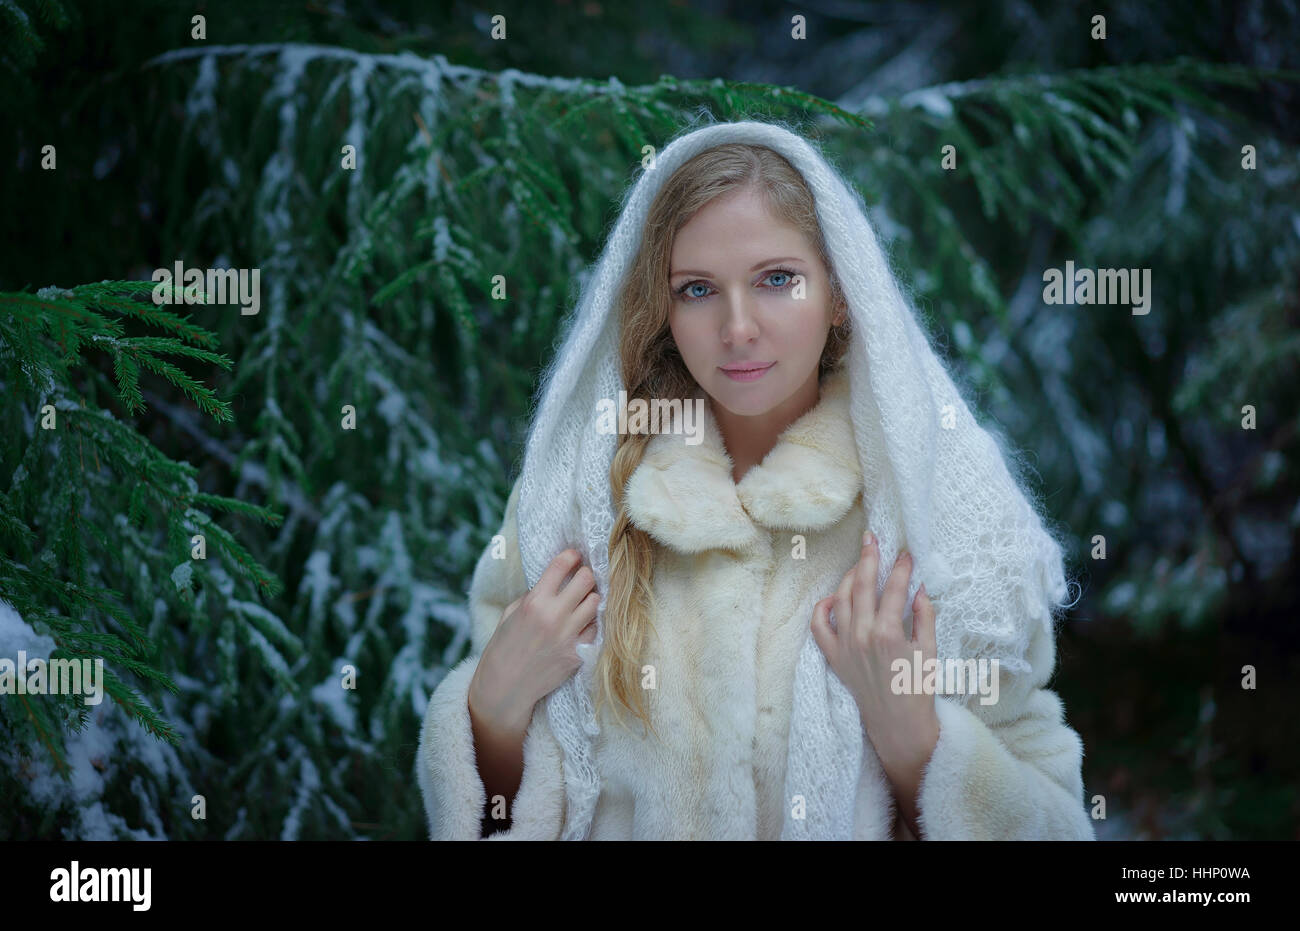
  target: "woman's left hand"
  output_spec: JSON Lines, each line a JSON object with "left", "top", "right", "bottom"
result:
{"left": 810, "top": 531, "right": 941, "bottom": 824}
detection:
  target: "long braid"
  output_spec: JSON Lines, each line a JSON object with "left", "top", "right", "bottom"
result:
{"left": 594, "top": 425, "right": 663, "bottom": 742}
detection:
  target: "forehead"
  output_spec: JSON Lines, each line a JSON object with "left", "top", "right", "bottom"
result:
{"left": 670, "top": 191, "right": 810, "bottom": 268}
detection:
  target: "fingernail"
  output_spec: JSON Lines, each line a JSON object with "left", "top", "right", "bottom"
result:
{"left": 918, "top": 582, "right": 927, "bottom": 598}
{"left": 863, "top": 530, "right": 874, "bottom": 547}
{"left": 898, "top": 549, "right": 910, "bottom": 564}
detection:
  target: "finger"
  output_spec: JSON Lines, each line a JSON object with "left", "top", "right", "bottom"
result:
{"left": 876, "top": 549, "right": 913, "bottom": 635}
{"left": 832, "top": 564, "right": 856, "bottom": 647}
{"left": 556, "top": 562, "right": 597, "bottom": 617}
{"left": 561, "top": 586, "right": 600, "bottom": 637}
{"left": 539, "top": 547, "right": 583, "bottom": 597}
{"left": 810, "top": 597, "right": 836, "bottom": 660}
{"left": 576, "top": 585, "right": 600, "bottom": 622}
{"left": 912, "top": 583, "right": 936, "bottom": 651}
{"left": 850, "top": 532, "right": 879, "bottom": 644}
{"left": 577, "top": 615, "right": 598, "bottom": 644}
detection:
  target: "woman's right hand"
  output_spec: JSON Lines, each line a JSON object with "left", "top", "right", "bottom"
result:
{"left": 469, "top": 548, "right": 600, "bottom": 734}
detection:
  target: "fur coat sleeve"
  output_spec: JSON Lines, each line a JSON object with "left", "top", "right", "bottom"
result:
{"left": 416, "top": 478, "right": 569, "bottom": 840}
{"left": 915, "top": 609, "right": 1095, "bottom": 840}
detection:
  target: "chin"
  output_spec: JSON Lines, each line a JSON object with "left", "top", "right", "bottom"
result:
{"left": 709, "top": 380, "right": 786, "bottom": 417}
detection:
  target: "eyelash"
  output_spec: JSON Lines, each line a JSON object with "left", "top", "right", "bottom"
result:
{"left": 673, "top": 268, "right": 802, "bottom": 304}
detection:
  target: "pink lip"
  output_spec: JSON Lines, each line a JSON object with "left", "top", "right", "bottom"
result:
{"left": 720, "top": 361, "right": 775, "bottom": 382}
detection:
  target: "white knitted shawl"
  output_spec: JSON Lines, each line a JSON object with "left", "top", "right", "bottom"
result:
{"left": 514, "top": 119, "right": 1070, "bottom": 840}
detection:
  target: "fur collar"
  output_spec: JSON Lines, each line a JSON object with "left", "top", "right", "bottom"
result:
{"left": 622, "top": 366, "right": 861, "bottom": 553}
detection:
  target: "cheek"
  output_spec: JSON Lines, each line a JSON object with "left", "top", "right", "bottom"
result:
{"left": 779, "top": 303, "right": 833, "bottom": 351}
{"left": 668, "top": 312, "right": 706, "bottom": 359}
{"left": 666, "top": 314, "right": 684, "bottom": 354}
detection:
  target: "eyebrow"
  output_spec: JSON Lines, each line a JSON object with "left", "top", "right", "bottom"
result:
{"left": 669, "top": 256, "right": 808, "bottom": 279}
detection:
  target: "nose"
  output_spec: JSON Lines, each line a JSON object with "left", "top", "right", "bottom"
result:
{"left": 720, "top": 290, "right": 760, "bottom": 346}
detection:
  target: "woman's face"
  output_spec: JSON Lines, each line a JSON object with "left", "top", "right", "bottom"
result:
{"left": 667, "top": 186, "right": 842, "bottom": 417}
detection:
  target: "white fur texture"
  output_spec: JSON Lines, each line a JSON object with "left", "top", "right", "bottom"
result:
{"left": 417, "top": 369, "right": 1094, "bottom": 840}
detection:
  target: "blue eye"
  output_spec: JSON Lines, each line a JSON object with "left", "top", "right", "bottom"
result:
{"left": 673, "top": 268, "right": 802, "bottom": 304}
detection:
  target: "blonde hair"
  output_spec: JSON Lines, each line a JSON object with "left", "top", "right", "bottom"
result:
{"left": 593, "top": 142, "right": 854, "bottom": 741}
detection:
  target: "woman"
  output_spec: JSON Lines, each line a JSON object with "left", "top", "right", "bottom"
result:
{"left": 417, "top": 119, "right": 1095, "bottom": 840}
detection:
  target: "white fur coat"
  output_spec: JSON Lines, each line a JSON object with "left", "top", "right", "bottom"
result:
{"left": 417, "top": 367, "right": 1096, "bottom": 840}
